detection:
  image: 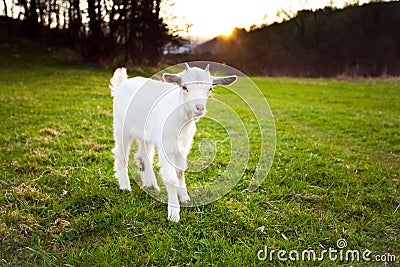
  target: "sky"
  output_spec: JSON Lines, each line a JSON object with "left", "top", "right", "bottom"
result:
{"left": 162, "top": 0, "right": 372, "bottom": 41}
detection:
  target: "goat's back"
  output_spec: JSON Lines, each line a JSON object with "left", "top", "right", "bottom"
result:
{"left": 113, "top": 77, "right": 180, "bottom": 142}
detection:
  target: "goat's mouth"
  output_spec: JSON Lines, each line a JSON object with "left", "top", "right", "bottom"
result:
{"left": 193, "top": 110, "right": 205, "bottom": 117}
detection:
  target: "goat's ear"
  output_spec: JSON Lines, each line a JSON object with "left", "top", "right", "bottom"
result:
{"left": 162, "top": 73, "right": 181, "bottom": 85}
{"left": 212, "top": 75, "right": 237, "bottom": 86}
{"left": 204, "top": 64, "right": 210, "bottom": 73}
{"left": 184, "top": 63, "right": 191, "bottom": 71}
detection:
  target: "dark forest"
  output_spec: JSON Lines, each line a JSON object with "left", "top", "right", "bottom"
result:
{"left": 1, "top": 0, "right": 174, "bottom": 65}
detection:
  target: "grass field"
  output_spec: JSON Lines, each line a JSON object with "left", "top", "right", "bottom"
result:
{"left": 0, "top": 47, "right": 399, "bottom": 266}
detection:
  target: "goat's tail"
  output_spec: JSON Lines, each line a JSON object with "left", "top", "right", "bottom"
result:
{"left": 109, "top": 67, "right": 128, "bottom": 96}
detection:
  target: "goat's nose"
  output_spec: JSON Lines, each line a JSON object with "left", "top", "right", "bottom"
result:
{"left": 196, "top": 104, "right": 204, "bottom": 111}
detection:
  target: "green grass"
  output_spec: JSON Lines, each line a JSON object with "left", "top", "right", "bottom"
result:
{"left": 0, "top": 47, "right": 399, "bottom": 266}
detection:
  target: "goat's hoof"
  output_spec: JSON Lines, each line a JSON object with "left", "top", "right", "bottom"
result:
{"left": 142, "top": 178, "right": 160, "bottom": 192}
{"left": 143, "top": 183, "right": 160, "bottom": 192}
{"left": 119, "top": 184, "right": 131, "bottom": 191}
{"left": 167, "top": 206, "right": 180, "bottom": 222}
{"left": 179, "top": 194, "right": 191, "bottom": 203}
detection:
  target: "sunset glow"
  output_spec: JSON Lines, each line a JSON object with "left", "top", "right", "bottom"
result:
{"left": 163, "top": 0, "right": 372, "bottom": 40}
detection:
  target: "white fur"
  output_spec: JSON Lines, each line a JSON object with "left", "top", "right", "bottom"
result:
{"left": 110, "top": 63, "right": 237, "bottom": 222}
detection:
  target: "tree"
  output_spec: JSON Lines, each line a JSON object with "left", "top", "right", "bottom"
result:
{"left": 6, "top": 0, "right": 172, "bottom": 66}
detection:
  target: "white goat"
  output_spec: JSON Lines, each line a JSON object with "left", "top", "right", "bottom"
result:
{"left": 110, "top": 63, "right": 237, "bottom": 222}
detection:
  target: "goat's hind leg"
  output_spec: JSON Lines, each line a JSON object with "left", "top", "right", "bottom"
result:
{"left": 136, "top": 140, "right": 160, "bottom": 191}
{"left": 113, "top": 134, "right": 133, "bottom": 191}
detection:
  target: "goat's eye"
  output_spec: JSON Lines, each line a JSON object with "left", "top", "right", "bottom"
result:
{"left": 182, "top": 86, "right": 189, "bottom": 92}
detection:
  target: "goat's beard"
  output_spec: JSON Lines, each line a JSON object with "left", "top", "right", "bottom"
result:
{"left": 193, "top": 109, "right": 206, "bottom": 121}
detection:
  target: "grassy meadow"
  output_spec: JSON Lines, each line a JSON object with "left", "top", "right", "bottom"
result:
{"left": 0, "top": 45, "right": 399, "bottom": 266}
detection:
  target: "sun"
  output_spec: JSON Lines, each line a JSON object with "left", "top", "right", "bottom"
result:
{"left": 221, "top": 28, "right": 235, "bottom": 38}
{"left": 189, "top": 23, "right": 235, "bottom": 40}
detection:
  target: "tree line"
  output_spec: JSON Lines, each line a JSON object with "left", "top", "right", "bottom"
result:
{"left": 192, "top": 1, "right": 400, "bottom": 77}
{"left": 2, "top": 0, "right": 176, "bottom": 65}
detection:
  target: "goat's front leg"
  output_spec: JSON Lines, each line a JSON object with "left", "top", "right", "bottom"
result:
{"left": 176, "top": 134, "right": 193, "bottom": 204}
{"left": 165, "top": 181, "right": 180, "bottom": 222}
{"left": 169, "top": 150, "right": 190, "bottom": 204}
{"left": 177, "top": 170, "right": 190, "bottom": 203}
{"left": 159, "top": 152, "right": 180, "bottom": 222}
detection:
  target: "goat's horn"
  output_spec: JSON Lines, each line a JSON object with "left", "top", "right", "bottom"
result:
{"left": 184, "top": 63, "right": 190, "bottom": 71}
{"left": 204, "top": 64, "right": 210, "bottom": 72}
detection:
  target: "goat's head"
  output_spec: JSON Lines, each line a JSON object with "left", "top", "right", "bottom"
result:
{"left": 163, "top": 63, "right": 237, "bottom": 118}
